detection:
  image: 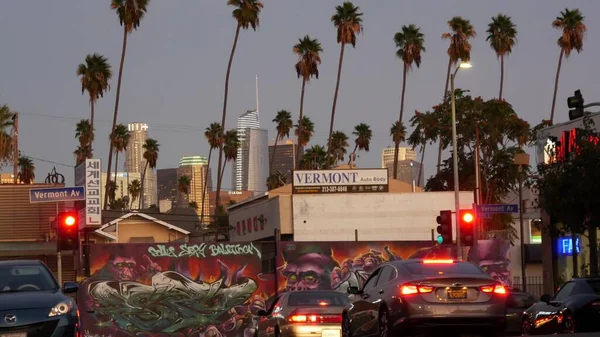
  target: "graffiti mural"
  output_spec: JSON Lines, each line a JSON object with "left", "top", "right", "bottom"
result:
{"left": 276, "top": 241, "right": 436, "bottom": 294}
{"left": 469, "top": 239, "right": 513, "bottom": 288}
{"left": 78, "top": 243, "right": 273, "bottom": 337}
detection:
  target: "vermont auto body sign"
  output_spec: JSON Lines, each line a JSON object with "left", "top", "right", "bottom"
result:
{"left": 292, "top": 169, "right": 389, "bottom": 194}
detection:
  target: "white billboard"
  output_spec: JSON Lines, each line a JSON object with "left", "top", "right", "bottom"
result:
{"left": 292, "top": 168, "right": 389, "bottom": 194}
{"left": 75, "top": 159, "right": 102, "bottom": 228}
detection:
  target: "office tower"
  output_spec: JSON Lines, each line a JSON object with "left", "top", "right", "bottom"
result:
{"left": 233, "top": 109, "right": 260, "bottom": 191}
{"left": 124, "top": 122, "right": 157, "bottom": 208}
{"left": 179, "top": 155, "right": 210, "bottom": 219}
{"left": 268, "top": 139, "right": 297, "bottom": 183}
{"left": 157, "top": 168, "right": 178, "bottom": 203}
{"left": 384, "top": 159, "right": 424, "bottom": 187}
{"left": 381, "top": 146, "right": 417, "bottom": 169}
{"left": 232, "top": 127, "right": 268, "bottom": 192}
{"left": 101, "top": 172, "right": 142, "bottom": 207}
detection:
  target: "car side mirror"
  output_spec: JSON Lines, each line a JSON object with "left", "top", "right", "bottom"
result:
{"left": 257, "top": 309, "right": 268, "bottom": 316}
{"left": 62, "top": 282, "right": 79, "bottom": 294}
{"left": 347, "top": 286, "right": 363, "bottom": 295}
{"left": 540, "top": 294, "right": 551, "bottom": 303}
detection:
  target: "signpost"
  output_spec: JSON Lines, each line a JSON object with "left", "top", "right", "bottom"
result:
{"left": 476, "top": 204, "right": 519, "bottom": 219}
{"left": 28, "top": 186, "right": 85, "bottom": 285}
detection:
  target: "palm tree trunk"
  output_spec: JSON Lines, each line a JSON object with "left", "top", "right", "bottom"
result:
{"left": 114, "top": 151, "right": 119, "bottom": 200}
{"left": 296, "top": 77, "right": 307, "bottom": 169}
{"left": 200, "top": 148, "right": 212, "bottom": 225}
{"left": 139, "top": 161, "right": 148, "bottom": 209}
{"left": 215, "top": 23, "right": 242, "bottom": 212}
{"left": 104, "top": 27, "right": 129, "bottom": 210}
{"left": 417, "top": 143, "right": 426, "bottom": 187}
{"left": 327, "top": 42, "right": 346, "bottom": 156}
{"left": 269, "top": 133, "right": 280, "bottom": 175}
{"left": 393, "top": 62, "right": 409, "bottom": 179}
{"left": 348, "top": 144, "right": 359, "bottom": 165}
{"left": 550, "top": 49, "right": 565, "bottom": 124}
{"left": 89, "top": 100, "right": 95, "bottom": 157}
{"left": 499, "top": 54, "right": 505, "bottom": 101}
{"left": 437, "top": 57, "right": 453, "bottom": 173}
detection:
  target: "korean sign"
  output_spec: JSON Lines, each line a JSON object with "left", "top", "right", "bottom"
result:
{"left": 292, "top": 168, "right": 389, "bottom": 194}
{"left": 84, "top": 159, "right": 102, "bottom": 227}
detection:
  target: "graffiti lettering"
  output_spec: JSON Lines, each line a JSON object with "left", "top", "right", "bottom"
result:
{"left": 147, "top": 243, "right": 261, "bottom": 259}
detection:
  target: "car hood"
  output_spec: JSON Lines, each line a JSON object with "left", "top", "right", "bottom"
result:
{"left": 0, "top": 290, "right": 69, "bottom": 310}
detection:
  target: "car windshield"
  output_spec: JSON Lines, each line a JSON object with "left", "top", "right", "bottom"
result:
{"left": 405, "top": 262, "right": 486, "bottom": 275}
{"left": 288, "top": 292, "right": 350, "bottom": 307}
{"left": 586, "top": 280, "right": 600, "bottom": 295}
{"left": 0, "top": 265, "right": 58, "bottom": 292}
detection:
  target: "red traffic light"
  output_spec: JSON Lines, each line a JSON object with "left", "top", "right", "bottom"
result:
{"left": 462, "top": 212, "right": 474, "bottom": 223}
{"left": 64, "top": 215, "right": 76, "bottom": 226}
{"left": 59, "top": 212, "right": 78, "bottom": 228}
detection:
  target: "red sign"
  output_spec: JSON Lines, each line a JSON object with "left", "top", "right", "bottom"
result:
{"left": 236, "top": 214, "right": 266, "bottom": 236}
{"left": 551, "top": 128, "right": 599, "bottom": 162}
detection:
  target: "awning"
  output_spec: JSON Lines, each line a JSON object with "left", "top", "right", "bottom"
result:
{"left": 525, "top": 244, "right": 542, "bottom": 263}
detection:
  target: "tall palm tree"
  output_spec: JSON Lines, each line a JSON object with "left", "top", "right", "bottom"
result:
{"left": 330, "top": 130, "right": 349, "bottom": 165}
{"left": 17, "top": 156, "right": 35, "bottom": 184}
{"left": 109, "top": 124, "right": 130, "bottom": 206}
{"left": 105, "top": 0, "right": 150, "bottom": 210}
{"left": 390, "top": 121, "right": 407, "bottom": 177}
{"left": 74, "top": 119, "right": 94, "bottom": 165}
{"left": 486, "top": 14, "right": 517, "bottom": 101}
{"left": 300, "top": 145, "right": 328, "bottom": 170}
{"left": 0, "top": 105, "right": 15, "bottom": 165}
{"left": 437, "top": 16, "right": 476, "bottom": 171}
{"left": 220, "top": 130, "right": 240, "bottom": 184}
{"left": 293, "top": 35, "right": 322, "bottom": 169}
{"left": 107, "top": 180, "right": 118, "bottom": 204}
{"left": 74, "top": 146, "right": 91, "bottom": 166}
{"left": 139, "top": 138, "right": 159, "bottom": 208}
{"left": 177, "top": 175, "right": 191, "bottom": 208}
{"left": 76, "top": 53, "right": 112, "bottom": 156}
{"left": 349, "top": 123, "right": 372, "bottom": 165}
{"left": 393, "top": 24, "right": 425, "bottom": 179}
{"left": 294, "top": 116, "right": 315, "bottom": 167}
{"left": 128, "top": 179, "right": 141, "bottom": 209}
{"left": 201, "top": 122, "right": 223, "bottom": 224}
{"left": 270, "top": 110, "right": 293, "bottom": 174}
{"left": 549, "top": 8, "right": 586, "bottom": 124}
{"left": 215, "top": 0, "right": 264, "bottom": 212}
{"left": 328, "top": 2, "right": 363, "bottom": 154}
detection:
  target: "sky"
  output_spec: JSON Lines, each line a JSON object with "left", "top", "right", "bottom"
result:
{"left": 1, "top": 0, "right": 599, "bottom": 189}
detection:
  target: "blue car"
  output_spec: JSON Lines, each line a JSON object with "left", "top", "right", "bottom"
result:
{"left": 0, "top": 260, "right": 80, "bottom": 337}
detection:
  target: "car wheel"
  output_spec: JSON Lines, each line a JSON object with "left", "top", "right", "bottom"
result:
{"left": 378, "top": 309, "right": 389, "bottom": 337}
{"left": 521, "top": 317, "right": 532, "bottom": 336}
{"left": 342, "top": 314, "right": 352, "bottom": 337}
{"left": 563, "top": 313, "right": 576, "bottom": 333}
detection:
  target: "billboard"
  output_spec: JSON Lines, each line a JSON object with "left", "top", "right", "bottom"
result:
{"left": 292, "top": 168, "right": 389, "bottom": 194}
{"left": 75, "top": 159, "right": 102, "bottom": 228}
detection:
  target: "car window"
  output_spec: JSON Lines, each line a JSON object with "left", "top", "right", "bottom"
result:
{"left": 553, "top": 282, "right": 575, "bottom": 301}
{"left": 585, "top": 280, "right": 600, "bottom": 295}
{"left": 376, "top": 266, "right": 396, "bottom": 286}
{"left": 404, "top": 262, "right": 485, "bottom": 275}
{"left": 288, "top": 292, "right": 350, "bottom": 306}
{"left": 0, "top": 265, "right": 58, "bottom": 292}
{"left": 362, "top": 268, "right": 381, "bottom": 291}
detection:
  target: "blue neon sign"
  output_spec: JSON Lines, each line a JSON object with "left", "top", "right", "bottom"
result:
{"left": 557, "top": 236, "right": 581, "bottom": 255}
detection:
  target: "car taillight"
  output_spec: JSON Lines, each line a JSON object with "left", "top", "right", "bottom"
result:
{"left": 480, "top": 285, "right": 507, "bottom": 295}
{"left": 289, "top": 314, "right": 342, "bottom": 324}
{"left": 401, "top": 284, "right": 434, "bottom": 295}
{"left": 423, "top": 259, "right": 454, "bottom": 264}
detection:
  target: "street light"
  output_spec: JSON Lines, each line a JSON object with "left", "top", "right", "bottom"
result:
{"left": 451, "top": 60, "right": 472, "bottom": 261}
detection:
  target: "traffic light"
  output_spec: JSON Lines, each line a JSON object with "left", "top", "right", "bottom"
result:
{"left": 436, "top": 210, "right": 453, "bottom": 244}
{"left": 57, "top": 211, "right": 79, "bottom": 251}
{"left": 459, "top": 209, "right": 475, "bottom": 246}
{"left": 568, "top": 89, "right": 584, "bottom": 120}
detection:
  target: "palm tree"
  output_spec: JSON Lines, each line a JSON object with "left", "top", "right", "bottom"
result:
{"left": 215, "top": 0, "right": 264, "bottom": 213}
{"left": 349, "top": 123, "right": 372, "bottom": 165}
{"left": 393, "top": 24, "right": 425, "bottom": 179}
{"left": 437, "top": 16, "right": 476, "bottom": 171}
{"left": 74, "top": 146, "right": 91, "bottom": 166}
{"left": 328, "top": 2, "right": 363, "bottom": 153}
{"left": 108, "top": 123, "right": 130, "bottom": 208}
{"left": 105, "top": 0, "right": 150, "bottom": 210}
{"left": 294, "top": 116, "right": 315, "bottom": 167}
{"left": 17, "top": 156, "right": 35, "bottom": 184}
{"left": 189, "top": 201, "right": 199, "bottom": 211}
{"left": 177, "top": 175, "right": 191, "bottom": 208}
{"left": 270, "top": 110, "right": 293, "bottom": 174}
{"left": 75, "top": 119, "right": 94, "bottom": 149}
{"left": 201, "top": 122, "right": 223, "bottom": 224}
{"left": 266, "top": 170, "right": 287, "bottom": 190}
{"left": 300, "top": 145, "right": 328, "bottom": 170}
{"left": 330, "top": 130, "right": 349, "bottom": 165}
{"left": 139, "top": 138, "right": 159, "bottom": 208}
{"left": 390, "top": 121, "right": 407, "bottom": 177}
{"left": 0, "top": 105, "right": 15, "bottom": 165}
{"left": 128, "top": 179, "right": 141, "bottom": 209}
{"left": 76, "top": 53, "right": 112, "bottom": 156}
{"left": 294, "top": 35, "right": 323, "bottom": 168}
{"left": 220, "top": 130, "right": 240, "bottom": 183}
{"left": 107, "top": 180, "right": 118, "bottom": 204}
{"left": 549, "top": 8, "right": 586, "bottom": 124}
{"left": 486, "top": 14, "right": 517, "bottom": 101}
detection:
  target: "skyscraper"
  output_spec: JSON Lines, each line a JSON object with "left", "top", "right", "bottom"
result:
{"left": 381, "top": 146, "right": 417, "bottom": 169}
{"left": 124, "top": 122, "right": 157, "bottom": 208}
{"left": 268, "top": 139, "right": 297, "bottom": 182}
{"left": 233, "top": 109, "right": 259, "bottom": 191}
{"left": 179, "top": 156, "right": 210, "bottom": 220}
{"left": 232, "top": 110, "right": 268, "bottom": 192}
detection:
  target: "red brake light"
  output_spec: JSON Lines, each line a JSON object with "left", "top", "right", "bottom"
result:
{"left": 318, "top": 301, "right": 329, "bottom": 306}
{"left": 401, "top": 284, "right": 434, "bottom": 295}
{"left": 423, "top": 259, "right": 454, "bottom": 264}
{"left": 480, "top": 285, "right": 507, "bottom": 295}
{"left": 289, "top": 314, "right": 342, "bottom": 324}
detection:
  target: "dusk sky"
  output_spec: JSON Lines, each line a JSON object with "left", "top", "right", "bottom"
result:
{"left": 1, "top": 0, "right": 599, "bottom": 189}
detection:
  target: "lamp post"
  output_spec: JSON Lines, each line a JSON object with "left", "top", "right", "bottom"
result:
{"left": 451, "top": 61, "right": 472, "bottom": 261}
{"left": 514, "top": 152, "right": 530, "bottom": 291}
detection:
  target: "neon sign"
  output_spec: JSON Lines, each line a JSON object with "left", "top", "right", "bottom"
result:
{"left": 548, "top": 128, "right": 600, "bottom": 162}
{"left": 557, "top": 236, "right": 580, "bottom": 255}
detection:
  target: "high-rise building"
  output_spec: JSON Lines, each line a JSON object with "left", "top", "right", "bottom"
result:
{"left": 268, "top": 139, "right": 297, "bottom": 183}
{"left": 233, "top": 109, "right": 260, "bottom": 191}
{"left": 232, "top": 127, "right": 268, "bottom": 193}
{"left": 381, "top": 146, "right": 417, "bottom": 169}
{"left": 179, "top": 155, "right": 210, "bottom": 220}
{"left": 384, "top": 160, "right": 424, "bottom": 187}
{"left": 124, "top": 122, "right": 157, "bottom": 208}
{"left": 101, "top": 172, "right": 142, "bottom": 207}
{"left": 157, "top": 168, "right": 178, "bottom": 203}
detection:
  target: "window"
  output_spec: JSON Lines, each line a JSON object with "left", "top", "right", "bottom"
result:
{"left": 405, "top": 262, "right": 485, "bottom": 276}
{"left": 288, "top": 292, "right": 350, "bottom": 307}
{"left": 553, "top": 282, "right": 575, "bottom": 301}
{"left": 362, "top": 268, "right": 381, "bottom": 291}
{"left": 0, "top": 265, "right": 58, "bottom": 292}
{"left": 585, "top": 280, "right": 600, "bottom": 295}
{"left": 376, "top": 266, "right": 396, "bottom": 286}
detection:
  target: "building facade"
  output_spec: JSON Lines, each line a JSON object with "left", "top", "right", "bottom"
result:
{"left": 383, "top": 159, "right": 424, "bottom": 187}
{"left": 124, "top": 122, "right": 157, "bottom": 207}
{"left": 268, "top": 139, "right": 296, "bottom": 183}
{"left": 179, "top": 156, "right": 210, "bottom": 218}
{"left": 381, "top": 146, "right": 417, "bottom": 168}
{"left": 157, "top": 168, "right": 178, "bottom": 203}
{"left": 233, "top": 128, "right": 268, "bottom": 192}
{"left": 101, "top": 172, "right": 142, "bottom": 207}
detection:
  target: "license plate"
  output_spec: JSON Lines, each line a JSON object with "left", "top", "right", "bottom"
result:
{"left": 322, "top": 329, "right": 341, "bottom": 337}
{"left": 0, "top": 333, "right": 27, "bottom": 337}
{"left": 448, "top": 288, "right": 467, "bottom": 299}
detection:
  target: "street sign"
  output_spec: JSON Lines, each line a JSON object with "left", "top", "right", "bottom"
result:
{"left": 476, "top": 204, "right": 519, "bottom": 214}
{"left": 29, "top": 186, "right": 85, "bottom": 203}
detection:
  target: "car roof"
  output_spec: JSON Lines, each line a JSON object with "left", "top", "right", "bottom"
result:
{"left": 0, "top": 260, "right": 44, "bottom": 267}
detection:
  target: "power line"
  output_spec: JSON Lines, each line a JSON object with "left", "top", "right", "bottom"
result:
{"left": 25, "top": 156, "right": 74, "bottom": 168}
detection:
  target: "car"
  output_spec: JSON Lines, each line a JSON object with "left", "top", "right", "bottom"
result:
{"left": 256, "top": 290, "right": 349, "bottom": 337}
{"left": 0, "top": 260, "right": 80, "bottom": 337}
{"left": 343, "top": 259, "right": 508, "bottom": 336}
{"left": 521, "top": 278, "right": 600, "bottom": 335}
{"left": 505, "top": 288, "right": 536, "bottom": 334}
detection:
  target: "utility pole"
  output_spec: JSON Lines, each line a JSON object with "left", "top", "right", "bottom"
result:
{"left": 12, "top": 113, "right": 18, "bottom": 184}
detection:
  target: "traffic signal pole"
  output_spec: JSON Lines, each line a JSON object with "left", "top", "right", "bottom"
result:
{"left": 55, "top": 202, "right": 62, "bottom": 285}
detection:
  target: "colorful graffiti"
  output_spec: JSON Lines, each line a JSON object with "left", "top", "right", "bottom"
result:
{"left": 469, "top": 239, "right": 513, "bottom": 288}
{"left": 79, "top": 243, "right": 272, "bottom": 337}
